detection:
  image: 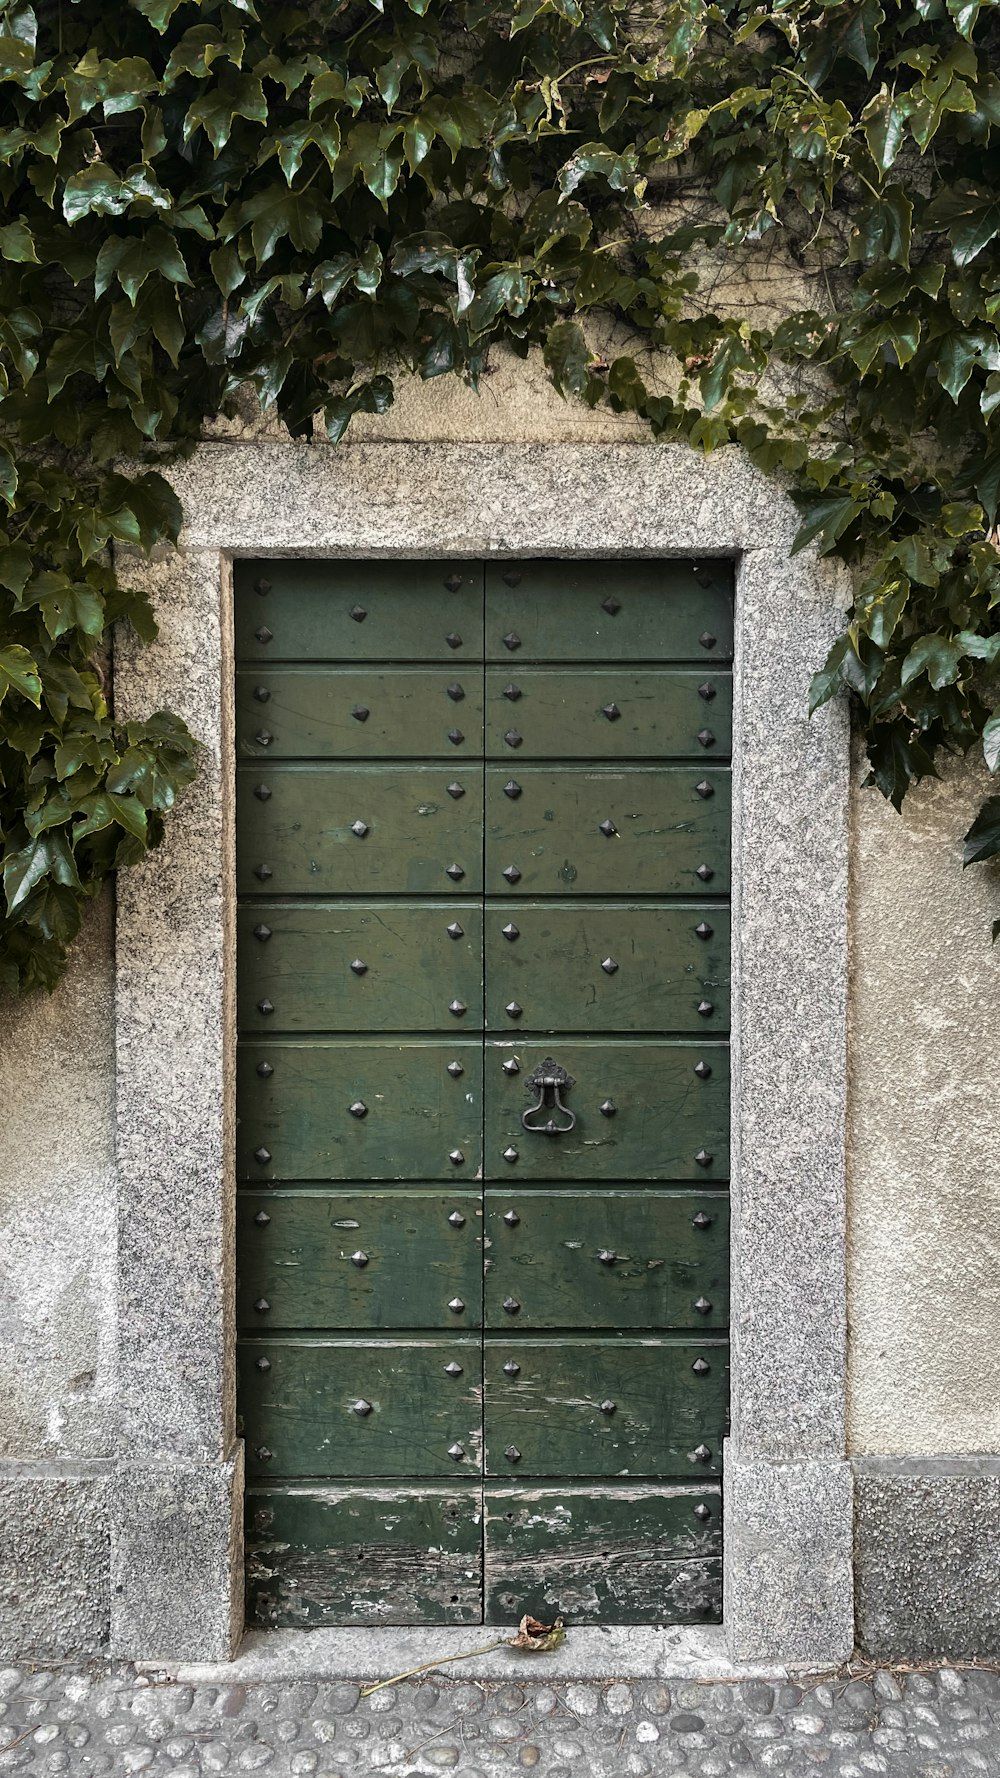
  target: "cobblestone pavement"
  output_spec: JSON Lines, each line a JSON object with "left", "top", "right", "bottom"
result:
{"left": 2, "top": 1662, "right": 1000, "bottom": 1777}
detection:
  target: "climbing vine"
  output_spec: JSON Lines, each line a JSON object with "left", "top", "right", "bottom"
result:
{"left": 2, "top": 0, "right": 1000, "bottom": 989}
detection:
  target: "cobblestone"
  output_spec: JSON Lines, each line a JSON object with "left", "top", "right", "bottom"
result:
{"left": 0, "top": 1662, "right": 999, "bottom": 1773}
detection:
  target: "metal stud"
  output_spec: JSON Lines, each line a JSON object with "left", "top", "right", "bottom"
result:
{"left": 696, "top": 864, "right": 714, "bottom": 882}
{"left": 256, "top": 1446, "right": 273, "bottom": 1461}
{"left": 255, "top": 1356, "right": 271, "bottom": 1372}
{"left": 449, "top": 1150, "right": 465, "bottom": 1166}
{"left": 505, "top": 1002, "right": 523, "bottom": 1020}
{"left": 350, "top": 604, "right": 367, "bottom": 623}
{"left": 502, "top": 1059, "right": 520, "bottom": 1076}
{"left": 503, "top": 1145, "right": 519, "bottom": 1163}
{"left": 697, "top": 1000, "right": 713, "bottom": 1017}
{"left": 444, "top": 572, "right": 463, "bottom": 592}
{"left": 502, "top": 567, "right": 522, "bottom": 586}
{"left": 693, "top": 1211, "right": 712, "bottom": 1230}
{"left": 694, "top": 1296, "right": 712, "bottom": 1314}
{"left": 692, "top": 1358, "right": 711, "bottom": 1375}
{"left": 502, "top": 1296, "right": 520, "bottom": 1315}
{"left": 503, "top": 684, "right": 522, "bottom": 701}
{"left": 602, "top": 702, "right": 621, "bottom": 721}
{"left": 253, "top": 783, "right": 271, "bottom": 802}
{"left": 253, "top": 685, "right": 270, "bottom": 703}
{"left": 447, "top": 921, "right": 464, "bottom": 939}
{"left": 254, "top": 1146, "right": 271, "bottom": 1164}
{"left": 599, "top": 1100, "right": 617, "bottom": 1117}
{"left": 446, "top": 863, "right": 465, "bottom": 881}
{"left": 502, "top": 865, "right": 521, "bottom": 884}
{"left": 350, "top": 1251, "right": 368, "bottom": 1268}
{"left": 445, "top": 632, "right": 463, "bottom": 649}
{"left": 692, "top": 1444, "right": 712, "bottom": 1463}
{"left": 694, "top": 1502, "right": 712, "bottom": 1521}
{"left": 449, "top": 1000, "right": 467, "bottom": 1017}
{"left": 351, "top": 820, "right": 369, "bottom": 837}
{"left": 352, "top": 705, "right": 370, "bottom": 722}
{"left": 695, "top": 780, "right": 714, "bottom": 799}
{"left": 503, "top": 1209, "right": 520, "bottom": 1227}
{"left": 255, "top": 730, "right": 273, "bottom": 747}
{"left": 350, "top": 959, "right": 367, "bottom": 975}
{"left": 448, "top": 1297, "right": 465, "bottom": 1313}
{"left": 503, "top": 1360, "right": 520, "bottom": 1377}
{"left": 352, "top": 1398, "right": 372, "bottom": 1415}
{"left": 598, "top": 1249, "right": 617, "bottom": 1265}
{"left": 502, "top": 922, "right": 519, "bottom": 941}
{"left": 444, "top": 1361, "right": 463, "bottom": 1376}
{"left": 695, "top": 1150, "right": 713, "bottom": 1168}
{"left": 254, "top": 924, "right": 272, "bottom": 942}
{"left": 502, "top": 633, "right": 521, "bottom": 651}
{"left": 448, "top": 728, "right": 464, "bottom": 745}
{"left": 503, "top": 780, "right": 522, "bottom": 799}
{"left": 599, "top": 819, "right": 618, "bottom": 838}
{"left": 255, "top": 625, "right": 273, "bottom": 644}
{"left": 447, "top": 782, "right": 465, "bottom": 799}
{"left": 693, "top": 564, "right": 714, "bottom": 589}
{"left": 254, "top": 1297, "right": 270, "bottom": 1313}
{"left": 447, "top": 1061, "right": 464, "bottom": 1078}
{"left": 699, "top": 632, "right": 716, "bottom": 649}
{"left": 504, "top": 1445, "right": 522, "bottom": 1462}
{"left": 601, "top": 957, "right": 618, "bottom": 974}
{"left": 254, "top": 1209, "right": 271, "bottom": 1225}
{"left": 602, "top": 595, "right": 621, "bottom": 615}
{"left": 256, "top": 1061, "right": 273, "bottom": 1078}
{"left": 695, "top": 922, "right": 713, "bottom": 940}
{"left": 257, "top": 998, "right": 274, "bottom": 1016}
{"left": 600, "top": 1399, "right": 617, "bottom": 1414}
{"left": 255, "top": 863, "right": 273, "bottom": 881}
{"left": 694, "top": 1061, "right": 712, "bottom": 1079}
{"left": 698, "top": 682, "right": 716, "bottom": 701}
{"left": 254, "top": 577, "right": 272, "bottom": 595}
{"left": 447, "top": 683, "right": 465, "bottom": 702}
{"left": 448, "top": 1443, "right": 465, "bottom": 1461}
{"left": 697, "top": 729, "right": 715, "bottom": 748}
{"left": 504, "top": 729, "right": 523, "bottom": 748}
{"left": 349, "top": 1100, "right": 368, "bottom": 1118}
{"left": 448, "top": 1211, "right": 466, "bottom": 1228}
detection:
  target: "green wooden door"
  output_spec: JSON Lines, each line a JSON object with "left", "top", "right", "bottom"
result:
{"left": 236, "top": 558, "right": 732, "bottom": 1629}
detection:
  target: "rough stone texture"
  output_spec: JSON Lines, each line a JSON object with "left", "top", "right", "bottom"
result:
{"left": 111, "top": 1452, "right": 244, "bottom": 1663}
{"left": 724, "top": 1454, "right": 854, "bottom": 1667}
{"left": 0, "top": 1470, "right": 109, "bottom": 1658}
{"left": 855, "top": 1458, "right": 1000, "bottom": 1661}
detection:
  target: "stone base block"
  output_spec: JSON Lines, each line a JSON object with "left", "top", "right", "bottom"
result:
{"left": 855, "top": 1456, "right": 1000, "bottom": 1661}
{"left": 724, "top": 1447, "right": 854, "bottom": 1667}
{"left": 0, "top": 1463, "right": 110, "bottom": 1658}
{"left": 111, "top": 1445, "right": 244, "bottom": 1661}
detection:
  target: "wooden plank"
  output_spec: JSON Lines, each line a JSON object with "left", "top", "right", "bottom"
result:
{"left": 237, "top": 901, "right": 483, "bottom": 1034}
{"left": 237, "top": 1039, "right": 482, "bottom": 1181}
{"left": 486, "top": 766, "right": 731, "bottom": 896}
{"left": 237, "top": 765, "right": 484, "bottom": 896}
{"left": 485, "top": 560, "right": 734, "bottom": 662}
{"left": 236, "top": 667, "right": 485, "bottom": 760}
{"left": 484, "top": 903, "right": 729, "bottom": 1034}
{"left": 484, "top": 1338, "right": 729, "bottom": 1477}
{"left": 485, "top": 668, "right": 732, "bottom": 759}
{"left": 238, "top": 1189, "right": 483, "bottom": 1330}
{"left": 239, "top": 1338, "right": 484, "bottom": 1477}
{"left": 484, "top": 1484, "right": 721, "bottom": 1625}
{"left": 484, "top": 1040, "right": 729, "bottom": 1180}
{"left": 246, "top": 1484, "right": 484, "bottom": 1627}
{"left": 234, "top": 560, "right": 484, "bottom": 663}
{"left": 484, "top": 1190, "right": 729, "bottom": 1330}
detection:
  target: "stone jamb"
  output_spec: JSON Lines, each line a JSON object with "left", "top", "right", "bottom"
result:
{"left": 113, "top": 440, "right": 853, "bottom": 1664}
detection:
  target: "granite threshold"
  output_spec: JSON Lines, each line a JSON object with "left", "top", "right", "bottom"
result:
{"left": 148, "top": 1623, "right": 788, "bottom": 1685}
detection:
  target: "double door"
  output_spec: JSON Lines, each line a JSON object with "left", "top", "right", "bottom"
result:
{"left": 234, "top": 558, "right": 732, "bottom": 1627}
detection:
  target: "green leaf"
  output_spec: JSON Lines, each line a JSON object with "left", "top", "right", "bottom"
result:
{"left": 900, "top": 633, "right": 964, "bottom": 689}
{"left": 543, "top": 320, "right": 595, "bottom": 398}
{"left": 983, "top": 713, "right": 1000, "bottom": 773}
{"left": 0, "top": 440, "right": 17, "bottom": 507}
{"left": 183, "top": 72, "right": 267, "bottom": 154}
{"left": 222, "top": 183, "right": 324, "bottom": 265}
{"left": 963, "top": 794, "right": 1000, "bottom": 865}
{"left": 0, "top": 643, "right": 41, "bottom": 706}
{"left": 3, "top": 830, "right": 80, "bottom": 914}
{"left": 792, "top": 492, "right": 863, "bottom": 555}
{"left": 977, "top": 447, "right": 1000, "bottom": 526}
{"left": 114, "top": 229, "right": 192, "bottom": 305}
{"left": 0, "top": 217, "right": 37, "bottom": 261}
{"left": 862, "top": 87, "right": 906, "bottom": 172}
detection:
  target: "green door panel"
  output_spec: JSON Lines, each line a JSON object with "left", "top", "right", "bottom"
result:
{"left": 237, "top": 668, "right": 485, "bottom": 760}
{"left": 484, "top": 903, "right": 729, "bottom": 1034}
{"left": 485, "top": 669, "right": 732, "bottom": 759}
{"left": 238, "top": 765, "right": 483, "bottom": 895}
{"left": 484, "top": 1485, "right": 721, "bottom": 1626}
{"left": 238, "top": 902, "right": 483, "bottom": 1034}
{"left": 486, "top": 767, "right": 730, "bottom": 895}
{"left": 484, "top": 1339, "right": 728, "bottom": 1477}
{"left": 240, "top": 1339, "right": 483, "bottom": 1478}
{"left": 485, "top": 561, "right": 734, "bottom": 662}
{"left": 484, "top": 1041, "right": 729, "bottom": 1180}
{"left": 484, "top": 1191, "right": 729, "bottom": 1330}
{"left": 246, "top": 1485, "right": 483, "bottom": 1627}
{"left": 238, "top": 1190, "right": 483, "bottom": 1330}
{"left": 237, "top": 1040, "right": 482, "bottom": 1181}
{"left": 234, "top": 560, "right": 484, "bottom": 663}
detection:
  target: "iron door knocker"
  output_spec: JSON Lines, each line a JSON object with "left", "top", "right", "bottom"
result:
{"left": 522, "top": 1058, "right": 576, "bottom": 1136}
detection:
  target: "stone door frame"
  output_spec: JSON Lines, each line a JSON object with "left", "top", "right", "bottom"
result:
{"left": 113, "top": 440, "right": 853, "bottom": 1664}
